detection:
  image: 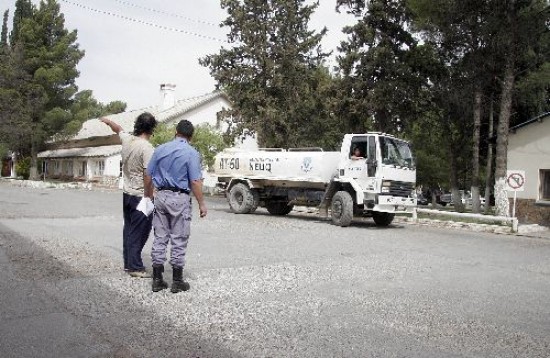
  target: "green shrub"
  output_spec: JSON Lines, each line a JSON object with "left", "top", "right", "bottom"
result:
{"left": 151, "top": 123, "right": 227, "bottom": 170}
{"left": 15, "top": 157, "right": 31, "bottom": 179}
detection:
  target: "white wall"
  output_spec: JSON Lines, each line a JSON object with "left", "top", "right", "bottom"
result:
{"left": 187, "top": 99, "right": 227, "bottom": 127}
{"left": 105, "top": 154, "right": 122, "bottom": 177}
{"left": 166, "top": 97, "right": 258, "bottom": 151}
{"left": 166, "top": 97, "right": 230, "bottom": 128}
{"left": 508, "top": 119, "right": 550, "bottom": 199}
{"left": 233, "top": 131, "right": 258, "bottom": 151}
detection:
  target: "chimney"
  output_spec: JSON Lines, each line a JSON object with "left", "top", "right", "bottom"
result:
{"left": 159, "top": 83, "right": 176, "bottom": 111}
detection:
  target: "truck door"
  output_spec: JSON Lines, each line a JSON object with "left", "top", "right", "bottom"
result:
{"left": 366, "top": 136, "right": 377, "bottom": 176}
{"left": 364, "top": 135, "right": 377, "bottom": 191}
{"left": 344, "top": 136, "right": 374, "bottom": 191}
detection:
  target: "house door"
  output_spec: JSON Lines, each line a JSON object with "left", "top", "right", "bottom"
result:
{"left": 1, "top": 159, "right": 11, "bottom": 177}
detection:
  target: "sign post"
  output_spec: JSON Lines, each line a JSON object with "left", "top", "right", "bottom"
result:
{"left": 506, "top": 170, "right": 526, "bottom": 220}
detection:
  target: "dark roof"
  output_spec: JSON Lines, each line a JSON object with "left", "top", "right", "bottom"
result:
{"left": 510, "top": 112, "right": 550, "bottom": 133}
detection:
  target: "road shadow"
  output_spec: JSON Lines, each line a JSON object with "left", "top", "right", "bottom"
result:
{"left": 0, "top": 223, "right": 244, "bottom": 358}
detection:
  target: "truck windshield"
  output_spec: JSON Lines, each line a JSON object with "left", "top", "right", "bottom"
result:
{"left": 380, "top": 137, "right": 415, "bottom": 168}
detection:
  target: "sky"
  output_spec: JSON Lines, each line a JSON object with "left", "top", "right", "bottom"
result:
{"left": 0, "top": 0, "right": 356, "bottom": 111}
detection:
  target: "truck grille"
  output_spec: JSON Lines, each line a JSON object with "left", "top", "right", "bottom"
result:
{"left": 388, "top": 181, "right": 414, "bottom": 197}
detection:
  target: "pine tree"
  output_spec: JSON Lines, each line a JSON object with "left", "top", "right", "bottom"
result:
{"left": 410, "top": 0, "right": 498, "bottom": 211}
{"left": 336, "top": 0, "right": 431, "bottom": 134}
{"left": 9, "top": 0, "right": 33, "bottom": 46}
{"left": 408, "top": 0, "right": 548, "bottom": 214}
{"left": 14, "top": 0, "right": 84, "bottom": 179}
{"left": 200, "top": 0, "right": 332, "bottom": 148}
{"left": 488, "top": 0, "right": 548, "bottom": 216}
{"left": 60, "top": 90, "right": 127, "bottom": 139}
{"left": 0, "top": 42, "right": 33, "bottom": 162}
{"left": 1, "top": 10, "right": 8, "bottom": 50}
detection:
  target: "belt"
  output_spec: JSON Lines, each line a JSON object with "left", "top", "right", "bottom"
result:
{"left": 158, "top": 187, "right": 190, "bottom": 194}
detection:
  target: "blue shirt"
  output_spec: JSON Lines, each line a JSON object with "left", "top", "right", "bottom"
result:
{"left": 147, "top": 137, "right": 202, "bottom": 190}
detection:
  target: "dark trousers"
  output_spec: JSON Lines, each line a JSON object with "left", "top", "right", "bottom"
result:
{"left": 123, "top": 193, "right": 153, "bottom": 271}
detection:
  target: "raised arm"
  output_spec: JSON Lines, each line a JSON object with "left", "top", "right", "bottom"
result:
{"left": 100, "top": 117, "right": 123, "bottom": 134}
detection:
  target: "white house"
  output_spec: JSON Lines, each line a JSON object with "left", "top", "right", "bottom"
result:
{"left": 507, "top": 112, "right": 550, "bottom": 226}
{"left": 38, "top": 85, "right": 257, "bottom": 188}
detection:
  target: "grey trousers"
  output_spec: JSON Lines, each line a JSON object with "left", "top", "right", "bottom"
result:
{"left": 151, "top": 190, "right": 192, "bottom": 268}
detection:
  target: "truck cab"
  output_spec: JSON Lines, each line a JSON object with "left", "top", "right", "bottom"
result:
{"left": 327, "top": 134, "right": 416, "bottom": 226}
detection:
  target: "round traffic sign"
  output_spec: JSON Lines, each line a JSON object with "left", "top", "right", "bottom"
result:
{"left": 507, "top": 172, "right": 525, "bottom": 190}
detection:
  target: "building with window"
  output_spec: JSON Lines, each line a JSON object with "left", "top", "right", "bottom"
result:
{"left": 38, "top": 85, "right": 255, "bottom": 188}
{"left": 507, "top": 112, "right": 550, "bottom": 226}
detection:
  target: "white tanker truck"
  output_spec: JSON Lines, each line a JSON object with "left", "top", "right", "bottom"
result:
{"left": 213, "top": 133, "right": 416, "bottom": 227}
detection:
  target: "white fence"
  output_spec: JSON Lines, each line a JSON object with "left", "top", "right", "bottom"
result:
{"left": 414, "top": 207, "right": 518, "bottom": 232}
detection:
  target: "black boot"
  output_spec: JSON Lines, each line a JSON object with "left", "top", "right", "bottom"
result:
{"left": 171, "top": 266, "right": 190, "bottom": 293}
{"left": 152, "top": 264, "right": 168, "bottom": 292}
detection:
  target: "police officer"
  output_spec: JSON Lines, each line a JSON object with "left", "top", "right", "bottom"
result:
{"left": 146, "top": 119, "right": 207, "bottom": 293}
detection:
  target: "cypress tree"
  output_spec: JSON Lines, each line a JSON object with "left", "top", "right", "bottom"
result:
{"left": 336, "top": 0, "right": 430, "bottom": 135}
{"left": 10, "top": 0, "right": 84, "bottom": 178}
{"left": 201, "top": 0, "right": 333, "bottom": 148}
{"left": 1, "top": 10, "right": 8, "bottom": 49}
{"left": 9, "top": 0, "right": 33, "bottom": 46}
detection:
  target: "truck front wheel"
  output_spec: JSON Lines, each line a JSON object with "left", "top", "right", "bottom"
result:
{"left": 331, "top": 191, "right": 353, "bottom": 227}
{"left": 372, "top": 212, "right": 395, "bottom": 226}
{"left": 265, "top": 201, "right": 294, "bottom": 215}
{"left": 228, "top": 183, "right": 258, "bottom": 214}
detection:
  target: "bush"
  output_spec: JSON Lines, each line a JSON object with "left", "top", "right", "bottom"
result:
{"left": 150, "top": 123, "right": 176, "bottom": 148}
{"left": 192, "top": 124, "right": 228, "bottom": 170}
{"left": 151, "top": 123, "right": 227, "bottom": 170}
{"left": 15, "top": 157, "right": 31, "bottom": 179}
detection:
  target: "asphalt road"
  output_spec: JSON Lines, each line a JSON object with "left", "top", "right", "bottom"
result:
{"left": 0, "top": 182, "right": 549, "bottom": 358}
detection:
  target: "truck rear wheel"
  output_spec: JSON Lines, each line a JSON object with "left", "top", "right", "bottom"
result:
{"left": 372, "top": 212, "right": 395, "bottom": 226}
{"left": 249, "top": 192, "right": 260, "bottom": 213}
{"left": 265, "top": 201, "right": 294, "bottom": 215}
{"left": 331, "top": 191, "right": 353, "bottom": 227}
{"left": 228, "top": 183, "right": 258, "bottom": 214}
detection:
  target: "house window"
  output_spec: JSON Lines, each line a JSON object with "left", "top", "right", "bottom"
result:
{"left": 54, "top": 161, "right": 61, "bottom": 174}
{"left": 63, "top": 161, "right": 73, "bottom": 176}
{"left": 96, "top": 160, "right": 105, "bottom": 176}
{"left": 47, "top": 160, "right": 59, "bottom": 175}
{"left": 79, "top": 161, "right": 87, "bottom": 177}
{"left": 540, "top": 170, "right": 550, "bottom": 201}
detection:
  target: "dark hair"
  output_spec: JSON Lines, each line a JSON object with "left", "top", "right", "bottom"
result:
{"left": 176, "top": 119, "right": 194, "bottom": 139}
{"left": 133, "top": 112, "right": 157, "bottom": 136}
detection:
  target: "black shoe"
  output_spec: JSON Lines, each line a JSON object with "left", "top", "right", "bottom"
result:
{"left": 152, "top": 264, "right": 168, "bottom": 292}
{"left": 171, "top": 280, "right": 190, "bottom": 293}
{"left": 171, "top": 266, "right": 190, "bottom": 293}
{"left": 152, "top": 279, "right": 168, "bottom": 292}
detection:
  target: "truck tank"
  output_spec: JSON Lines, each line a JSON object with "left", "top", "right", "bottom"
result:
{"left": 214, "top": 149, "right": 341, "bottom": 184}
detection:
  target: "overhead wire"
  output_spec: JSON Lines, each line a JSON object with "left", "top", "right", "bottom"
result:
{"left": 113, "top": 0, "right": 220, "bottom": 27}
{"left": 59, "top": 0, "right": 230, "bottom": 44}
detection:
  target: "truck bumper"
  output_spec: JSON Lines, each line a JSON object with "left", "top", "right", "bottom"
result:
{"left": 373, "top": 196, "right": 416, "bottom": 213}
